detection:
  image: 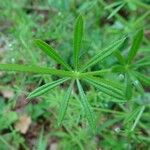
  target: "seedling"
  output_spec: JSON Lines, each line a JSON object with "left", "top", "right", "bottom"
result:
{"left": 0, "top": 15, "right": 126, "bottom": 133}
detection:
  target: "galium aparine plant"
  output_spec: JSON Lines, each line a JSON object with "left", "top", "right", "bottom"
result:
{"left": 1, "top": 15, "right": 148, "bottom": 133}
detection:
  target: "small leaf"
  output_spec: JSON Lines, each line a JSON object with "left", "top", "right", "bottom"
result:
{"left": 133, "top": 56, "right": 150, "bottom": 68}
{"left": 73, "top": 15, "right": 83, "bottom": 70}
{"left": 127, "top": 30, "right": 143, "bottom": 64}
{"left": 0, "top": 64, "right": 73, "bottom": 77}
{"left": 114, "top": 50, "right": 125, "bottom": 65}
{"left": 111, "top": 65, "right": 126, "bottom": 73}
{"left": 129, "top": 72, "right": 144, "bottom": 95}
{"left": 85, "top": 77, "right": 125, "bottom": 100}
{"left": 77, "top": 79, "right": 96, "bottom": 133}
{"left": 124, "top": 107, "right": 141, "bottom": 125}
{"left": 133, "top": 71, "right": 150, "bottom": 86}
{"left": 80, "top": 37, "right": 126, "bottom": 72}
{"left": 107, "top": 3, "right": 125, "bottom": 19}
{"left": 27, "top": 78, "right": 70, "bottom": 99}
{"left": 35, "top": 39, "right": 72, "bottom": 70}
{"left": 58, "top": 81, "right": 74, "bottom": 126}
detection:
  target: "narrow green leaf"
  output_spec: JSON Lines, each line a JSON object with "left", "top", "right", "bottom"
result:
{"left": 58, "top": 81, "right": 74, "bottom": 126}
{"left": 114, "top": 50, "right": 125, "bottom": 65}
{"left": 84, "top": 77, "right": 125, "bottom": 100}
{"left": 133, "top": 56, "right": 150, "bottom": 68}
{"left": 0, "top": 64, "right": 74, "bottom": 77}
{"left": 133, "top": 71, "right": 150, "bottom": 86}
{"left": 131, "top": 106, "right": 145, "bottom": 131}
{"left": 105, "top": 1, "right": 123, "bottom": 9}
{"left": 125, "top": 74, "right": 132, "bottom": 100}
{"left": 129, "top": 72, "right": 144, "bottom": 95}
{"left": 107, "top": 3, "right": 125, "bottom": 19}
{"left": 111, "top": 65, "right": 126, "bottom": 73}
{"left": 127, "top": 30, "right": 143, "bottom": 64}
{"left": 124, "top": 107, "right": 141, "bottom": 125}
{"left": 73, "top": 15, "right": 83, "bottom": 70}
{"left": 76, "top": 79, "right": 96, "bottom": 133}
{"left": 81, "top": 69, "right": 111, "bottom": 77}
{"left": 80, "top": 37, "right": 126, "bottom": 72}
{"left": 35, "top": 39, "right": 72, "bottom": 70}
{"left": 27, "top": 78, "right": 70, "bottom": 99}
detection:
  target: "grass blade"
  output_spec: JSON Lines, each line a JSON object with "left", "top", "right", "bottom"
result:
{"left": 84, "top": 77, "right": 125, "bottom": 100}
{"left": 73, "top": 15, "right": 83, "bottom": 70}
{"left": 0, "top": 64, "right": 74, "bottom": 77}
{"left": 35, "top": 39, "right": 72, "bottom": 70}
{"left": 127, "top": 30, "right": 143, "bottom": 64}
{"left": 27, "top": 78, "right": 70, "bottom": 99}
{"left": 80, "top": 37, "right": 125, "bottom": 72}
{"left": 76, "top": 79, "right": 96, "bottom": 133}
{"left": 58, "top": 81, "right": 74, "bottom": 126}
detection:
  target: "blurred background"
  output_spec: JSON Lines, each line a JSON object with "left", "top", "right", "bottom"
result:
{"left": 0, "top": 0, "right": 150, "bottom": 149}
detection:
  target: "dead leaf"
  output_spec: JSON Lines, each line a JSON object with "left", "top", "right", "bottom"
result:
{"left": 1, "top": 90, "right": 14, "bottom": 99}
{"left": 15, "top": 114, "right": 31, "bottom": 134}
{"left": 49, "top": 143, "right": 58, "bottom": 150}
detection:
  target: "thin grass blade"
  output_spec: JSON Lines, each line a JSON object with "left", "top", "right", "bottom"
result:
{"left": 76, "top": 79, "right": 96, "bottom": 133}
{"left": 73, "top": 15, "right": 83, "bottom": 70}
{"left": 27, "top": 78, "right": 70, "bottom": 99}
{"left": 35, "top": 39, "right": 72, "bottom": 70}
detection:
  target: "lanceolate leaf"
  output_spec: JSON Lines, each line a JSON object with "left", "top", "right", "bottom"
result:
{"left": 132, "top": 71, "right": 150, "bottom": 86}
{"left": 133, "top": 56, "right": 150, "bottom": 68}
{"left": 127, "top": 30, "right": 143, "bottom": 64}
{"left": 76, "top": 79, "right": 96, "bottom": 133}
{"left": 129, "top": 72, "right": 144, "bottom": 95}
{"left": 58, "top": 81, "right": 74, "bottom": 126}
{"left": 107, "top": 2, "right": 125, "bottom": 19}
{"left": 80, "top": 37, "right": 126, "bottom": 72}
{"left": 0, "top": 64, "right": 74, "bottom": 77}
{"left": 111, "top": 65, "right": 126, "bottom": 73}
{"left": 73, "top": 15, "right": 83, "bottom": 70}
{"left": 114, "top": 50, "right": 125, "bottom": 65}
{"left": 84, "top": 77, "right": 125, "bottom": 100}
{"left": 35, "top": 39, "right": 72, "bottom": 70}
{"left": 27, "top": 78, "right": 70, "bottom": 99}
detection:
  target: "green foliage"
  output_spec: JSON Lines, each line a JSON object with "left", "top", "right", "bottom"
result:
{"left": 0, "top": 16, "right": 128, "bottom": 133}
{"left": 0, "top": 0, "right": 150, "bottom": 149}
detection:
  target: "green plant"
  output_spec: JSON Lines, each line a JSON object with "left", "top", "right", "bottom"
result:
{"left": 112, "top": 29, "right": 150, "bottom": 100}
{"left": 0, "top": 15, "right": 127, "bottom": 133}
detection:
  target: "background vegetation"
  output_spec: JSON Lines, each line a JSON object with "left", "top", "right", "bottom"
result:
{"left": 0, "top": 0, "right": 150, "bottom": 149}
